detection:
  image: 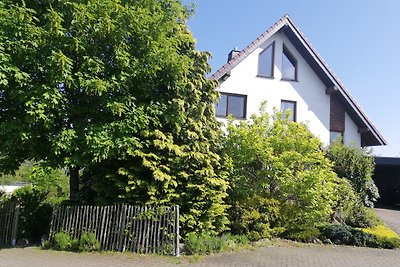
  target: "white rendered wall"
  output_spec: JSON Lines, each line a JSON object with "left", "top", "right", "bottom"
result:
{"left": 344, "top": 113, "right": 361, "bottom": 147}
{"left": 216, "top": 32, "right": 362, "bottom": 147}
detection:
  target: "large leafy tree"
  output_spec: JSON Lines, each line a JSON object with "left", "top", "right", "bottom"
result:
{"left": 0, "top": 0, "right": 228, "bottom": 234}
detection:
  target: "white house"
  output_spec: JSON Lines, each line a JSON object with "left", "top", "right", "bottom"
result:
{"left": 211, "top": 15, "right": 386, "bottom": 148}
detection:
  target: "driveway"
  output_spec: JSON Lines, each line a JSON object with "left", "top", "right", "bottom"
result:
{"left": 1, "top": 208, "right": 399, "bottom": 267}
{"left": 1, "top": 243, "right": 400, "bottom": 267}
{"left": 375, "top": 207, "right": 400, "bottom": 235}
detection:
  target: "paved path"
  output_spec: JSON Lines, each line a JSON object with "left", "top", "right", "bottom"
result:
{"left": 375, "top": 208, "right": 400, "bottom": 235}
{"left": 1, "top": 208, "right": 400, "bottom": 267}
{"left": 1, "top": 243, "right": 400, "bottom": 267}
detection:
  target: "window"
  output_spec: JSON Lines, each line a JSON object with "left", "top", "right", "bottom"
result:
{"left": 282, "top": 45, "right": 297, "bottom": 81}
{"left": 330, "top": 131, "right": 343, "bottom": 144}
{"left": 215, "top": 93, "right": 247, "bottom": 119}
{"left": 281, "top": 100, "right": 296, "bottom": 121}
{"left": 258, "top": 42, "right": 274, "bottom": 78}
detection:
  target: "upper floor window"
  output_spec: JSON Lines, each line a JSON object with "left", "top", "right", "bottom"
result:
{"left": 282, "top": 45, "right": 297, "bottom": 81}
{"left": 258, "top": 42, "right": 274, "bottom": 78}
{"left": 215, "top": 92, "right": 247, "bottom": 119}
{"left": 281, "top": 100, "right": 296, "bottom": 121}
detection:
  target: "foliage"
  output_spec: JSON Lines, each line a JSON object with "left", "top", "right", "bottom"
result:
{"left": 361, "top": 225, "right": 400, "bottom": 239}
{"left": 345, "top": 205, "right": 380, "bottom": 228}
{"left": 53, "top": 231, "right": 78, "bottom": 251}
{"left": 327, "top": 138, "right": 379, "bottom": 207}
{"left": 51, "top": 231, "right": 100, "bottom": 252}
{"left": 78, "top": 231, "right": 100, "bottom": 252}
{"left": 28, "top": 164, "right": 69, "bottom": 205}
{"left": 228, "top": 197, "right": 283, "bottom": 241}
{"left": 285, "top": 225, "right": 321, "bottom": 243}
{"left": 320, "top": 224, "right": 373, "bottom": 246}
{"left": 9, "top": 165, "right": 68, "bottom": 243}
{"left": 11, "top": 186, "right": 53, "bottom": 242}
{"left": 0, "top": 0, "right": 229, "bottom": 235}
{"left": 184, "top": 232, "right": 249, "bottom": 255}
{"left": 321, "top": 224, "right": 400, "bottom": 249}
{"left": 367, "top": 235, "right": 400, "bottom": 249}
{"left": 0, "top": 161, "right": 33, "bottom": 185}
{"left": 222, "top": 105, "right": 339, "bottom": 235}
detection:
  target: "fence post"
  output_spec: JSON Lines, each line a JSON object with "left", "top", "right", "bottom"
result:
{"left": 174, "top": 205, "right": 180, "bottom": 257}
{"left": 11, "top": 200, "right": 20, "bottom": 246}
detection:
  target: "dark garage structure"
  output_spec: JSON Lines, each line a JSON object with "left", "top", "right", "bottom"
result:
{"left": 374, "top": 157, "right": 400, "bottom": 206}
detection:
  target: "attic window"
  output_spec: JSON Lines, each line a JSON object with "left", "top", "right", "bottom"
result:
{"left": 215, "top": 92, "right": 247, "bottom": 119}
{"left": 258, "top": 42, "right": 274, "bottom": 78}
{"left": 282, "top": 45, "right": 297, "bottom": 81}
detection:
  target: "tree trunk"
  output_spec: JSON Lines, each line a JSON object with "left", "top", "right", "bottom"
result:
{"left": 69, "top": 166, "right": 80, "bottom": 202}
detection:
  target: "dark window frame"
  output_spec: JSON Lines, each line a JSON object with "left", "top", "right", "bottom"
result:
{"left": 215, "top": 92, "right": 247, "bottom": 119}
{"left": 281, "top": 45, "right": 298, "bottom": 81}
{"left": 257, "top": 42, "right": 275, "bottom": 78}
{"left": 330, "top": 131, "right": 344, "bottom": 144}
{"left": 281, "top": 100, "right": 297, "bottom": 122}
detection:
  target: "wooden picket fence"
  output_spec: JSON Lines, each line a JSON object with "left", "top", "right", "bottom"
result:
{"left": 0, "top": 201, "right": 20, "bottom": 246}
{"left": 49, "top": 204, "right": 180, "bottom": 256}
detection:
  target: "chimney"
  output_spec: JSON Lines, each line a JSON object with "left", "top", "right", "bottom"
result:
{"left": 227, "top": 47, "right": 240, "bottom": 62}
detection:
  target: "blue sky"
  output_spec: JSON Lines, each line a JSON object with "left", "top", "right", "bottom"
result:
{"left": 182, "top": 0, "right": 400, "bottom": 157}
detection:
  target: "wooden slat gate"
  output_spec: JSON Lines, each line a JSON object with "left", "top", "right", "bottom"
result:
{"left": 0, "top": 201, "right": 20, "bottom": 246}
{"left": 49, "top": 204, "right": 180, "bottom": 256}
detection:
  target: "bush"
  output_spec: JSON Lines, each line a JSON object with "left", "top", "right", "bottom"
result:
{"left": 51, "top": 231, "right": 99, "bottom": 252}
{"left": 285, "top": 226, "right": 321, "bottom": 243}
{"left": 321, "top": 224, "right": 373, "bottom": 246}
{"left": 53, "top": 232, "right": 78, "bottom": 251}
{"left": 229, "top": 197, "right": 282, "bottom": 241}
{"left": 361, "top": 225, "right": 400, "bottom": 249}
{"left": 327, "top": 138, "right": 379, "bottom": 207}
{"left": 223, "top": 106, "right": 340, "bottom": 237}
{"left": 78, "top": 232, "right": 100, "bottom": 252}
{"left": 345, "top": 205, "right": 380, "bottom": 228}
{"left": 11, "top": 186, "right": 53, "bottom": 243}
{"left": 184, "top": 232, "right": 249, "bottom": 255}
{"left": 367, "top": 236, "right": 400, "bottom": 249}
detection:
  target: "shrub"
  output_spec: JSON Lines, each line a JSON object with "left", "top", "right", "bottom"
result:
{"left": 11, "top": 186, "right": 53, "bottom": 243}
{"left": 362, "top": 225, "right": 400, "bottom": 249}
{"left": 321, "top": 224, "right": 373, "bottom": 246}
{"left": 51, "top": 231, "right": 99, "bottom": 252}
{"left": 229, "top": 197, "right": 282, "bottom": 241}
{"left": 327, "top": 138, "right": 379, "bottom": 207}
{"left": 285, "top": 226, "right": 321, "bottom": 243}
{"left": 345, "top": 205, "right": 380, "bottom": 228}
{"left": 367, "top": 236, "right": 400, "bottom": 249}
{"left": 184, "top": 232, "right": 249, "bottom": 255}
{"left": 223, "top": 106, "right": 340, "bottom": 237}
{"left": 78, "top": 232, "right": 100, "bottom": 252}
{"left": 362, "top": 225, "right": 399, "bottom": 239}
{"left": 53, "top": 232, "right": 76, "bottom": 251}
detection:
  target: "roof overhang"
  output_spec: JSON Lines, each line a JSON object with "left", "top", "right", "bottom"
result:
{"left": 211, "top": 15, "right": 387, "bottom": 147}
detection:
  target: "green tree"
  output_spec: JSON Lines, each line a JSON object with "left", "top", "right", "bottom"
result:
{"left": 327, "top": 138, "right": 379, "bottom": 207}
{"left": 0, "top": 0, "right": 228, "bottom": 234}
{"left": 222, "top": 106, "right": 339, "bottom": 237}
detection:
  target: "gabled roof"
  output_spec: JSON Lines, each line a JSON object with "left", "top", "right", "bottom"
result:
{"left": 211, "top": 15, "right": 386, "bottom": 147}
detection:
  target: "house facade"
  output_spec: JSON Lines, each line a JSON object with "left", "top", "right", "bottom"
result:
{"left": 211, "top": 15, "right": 386, "bottom": 148}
